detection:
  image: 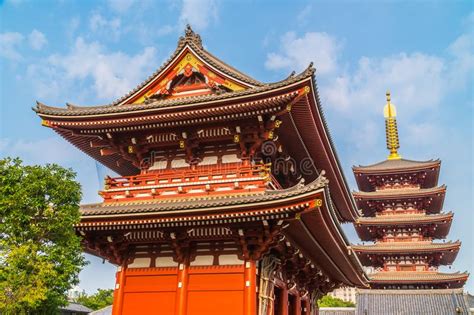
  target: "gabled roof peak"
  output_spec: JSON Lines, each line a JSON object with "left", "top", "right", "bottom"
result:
{"left": 178, "top": 24, "right": 203, "bottom": 49}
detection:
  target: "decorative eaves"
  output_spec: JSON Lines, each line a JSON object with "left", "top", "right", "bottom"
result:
{"left": 80, "top": 173, "right": 329, "bottom": 217}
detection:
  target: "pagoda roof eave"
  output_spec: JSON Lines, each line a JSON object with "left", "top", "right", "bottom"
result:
{"left": 353, "top": 185, "right": 446, "bottom": 199}
{"left": 353, "top": 241, "right": 461, "bottom": 266}
{"left": 353, "top": 158, "right": 441, "bottom": 174}
{"left": 60, "top": 94, "right": 295, "bottom": 126}
{"left": 355, "top": 212, "right": 453, "bottom": 225}
{"left": 353, "top": 186, "right": 446, "bottom": 216}
{"left": 354, "top": 213, "right": 454, "bottom": 241}
{"left": 351, "top": 240, "right": 461, "bottom": 253}
{"left": 357, "top": 287, "right": 467, "bottom": 294}
{"left": 352, "top": 159, "right": 441, "bottom": 191}
{"left": 78, "top": 175, "right": 329, "bottom": 219}
{"left": 33, "top": 66, "right": 314, "bottom": 119}
{"left": 368, "top": 271, "right": 469, "bottom": 286}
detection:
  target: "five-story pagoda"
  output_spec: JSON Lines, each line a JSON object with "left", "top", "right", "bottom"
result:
{"left": 351, "top": 93, "right": 468, "bottom": 290}
{"left": 35, "top": 26, "right": 369, "bottom": 315}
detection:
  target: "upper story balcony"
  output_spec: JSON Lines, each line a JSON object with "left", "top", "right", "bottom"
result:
{"left": 100, "top": 162, "right": 272, "bottom": 202}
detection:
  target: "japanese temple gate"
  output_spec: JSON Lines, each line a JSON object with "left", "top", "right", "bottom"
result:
{"left": 35, "top": 26, "right": 371, "bottom": 314}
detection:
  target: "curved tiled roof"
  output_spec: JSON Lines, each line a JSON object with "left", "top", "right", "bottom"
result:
{"left": 353, "top": 158, "right": 441, "bottom": 173}
{"left": 352, "top": 240, "right": 460, "bottom": 252}
{"left": 353, "top": 185, "right": 446, "bottom": 199}
{"left": 370, "top": 271, "right": 469, "bottom": 282}
{"left": 80, "top": 174, "right": 329, "bottom": 217}
{"left": 356, "top": 212, "right": 453, "bottom": 225}
{"left": 89, "top": 305, "right": 113, "bottom": 315}
{"left": 354, "top": 213, "right": 453, "bottom": 241}
{"left": 356, "top": 288, "right": 471, "bottom": 314}
{"left": 60, "top": 303, "right": 93, "bottom": 313}
{"left": 34, "top": 68, "right": 314, "bottom": 117}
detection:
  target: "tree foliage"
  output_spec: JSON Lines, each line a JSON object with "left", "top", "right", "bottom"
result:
{"left": 0, "top": 158, "right": 86, "bottom": 314}
{"left": 318, "top": 294, "right": 356, "bottom": 307}
{"left": 74, "top": 289, "right": 114, "bottom": 311}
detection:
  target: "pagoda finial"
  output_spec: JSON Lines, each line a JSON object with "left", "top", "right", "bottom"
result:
{"left": 178, "top": 24, "right": 203, "bottom": 49}
{"left": 185, "top": 24, "right": 193, "bottom": 36}
{"left": 383, "top": 91, "right": 401, "bottom": 160}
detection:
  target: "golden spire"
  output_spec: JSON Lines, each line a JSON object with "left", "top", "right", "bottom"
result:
{"left": 383, "top": 91, "right": 401, "bottom": 160}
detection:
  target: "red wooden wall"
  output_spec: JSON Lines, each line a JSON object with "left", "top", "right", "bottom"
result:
{"left": 112, "top": 264, "right": 252, "bottom": 315}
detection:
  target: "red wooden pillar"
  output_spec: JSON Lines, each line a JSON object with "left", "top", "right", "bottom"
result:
{"left": 175, "top": 260, "right": 189, "bottom": 315}
{"left": 302, "top": 299, "right": 311, "bottom": 315}
{"left": 244, "top": 260, "right": 257, "bottom": 315}
{"left": 112, "top": 263, "right": 127, "bottom": 315}
{"left": 279, "top": 287, "right": 289, "bottom": 315}
{"left": 292, "top": 294, "right": 301, "bottom": 315}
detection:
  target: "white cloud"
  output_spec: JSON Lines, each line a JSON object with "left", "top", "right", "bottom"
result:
{"left": 107, "top": 0, "right": 138, "bottom": 14}
{"left": 267, "top": 29, "right": 472, "bottom": 118}
{"left": 319, "top": 35, "right": 471, "bottom": 166}
{"left": 462, "top": 11, "right": 474, "bottom": 28}
{"left": 156, "top": 25, "right": 174, "bottom": 36}
{"left": 26, "top": 63, "right": 64, "bottom": 101}
{"left": 28, "top": 29, "right": 47, "bottom": 50}
{"left": 0, "top": 137, "right": 77, "bottom": 165}
{"left": 66, "top": 17, "right": 81, "bottom": 40}
{"left": 265, "top": 28, "right": 473, "bottom": 174}
{"left": 296, "top": 4, "right": 312, "bottom": 25}
{"left": 0, "top": 32, "right": 24, "bottom": 61}
{"left": 89, "top": 13, "right": 122, "bottom": 40}
{"left": 405, "top": 122, "right": 439, "bottom": 147}
{"left": 324, "top": 52, "right": 446, "bottom": 113}
{"left": 179, "top": 0, "right": 218, "bottom": 31}
{"left": 27, "top": 37, "right": 157, "bottom": 102}
{"left": 265, "top": 32, "right": 341, "bottom": 75}
{"left": 446, "top": 33, "right": 474, "bottom": 90}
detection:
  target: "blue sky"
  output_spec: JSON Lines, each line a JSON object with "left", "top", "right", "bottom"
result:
{"left": 1, "top": 0, "right": 472, "bottom": 294}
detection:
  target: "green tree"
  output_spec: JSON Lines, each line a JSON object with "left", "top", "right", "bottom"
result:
{"left": 75, "top": 289, "right": 114, "bottom": 310}
{"left": 0, "top": 158, "right": 86, "bottom": 314}
{"left": 318, "top": 294, "right": 355, "bottom": 307}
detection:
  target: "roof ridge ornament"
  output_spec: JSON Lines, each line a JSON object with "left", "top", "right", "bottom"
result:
{"left": 304, "top": 62, "right": 316, "bottom": 76}
{"left": 383, "top": 91, "right": 401, "bottom": 160}
{"left": 178, "top": 24, "right": 203, "bottom": 49}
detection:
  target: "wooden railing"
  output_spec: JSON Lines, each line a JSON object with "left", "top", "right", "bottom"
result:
{"left": 101, "top": 163, "right": 271, "bottom": 202}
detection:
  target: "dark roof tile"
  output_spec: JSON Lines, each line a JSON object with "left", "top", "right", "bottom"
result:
{"left": 80, "top": 175, "right": 329, "bottom": 217}
{"left": 356, "top": 288, "right": 470, "bottom": 315}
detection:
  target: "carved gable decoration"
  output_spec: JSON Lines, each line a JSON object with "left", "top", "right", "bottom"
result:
{"left": 131, "top": 51, "right": 247, "bottom": 104}
{"left": 105, "top": 25, "right": 261, "bottom": 106}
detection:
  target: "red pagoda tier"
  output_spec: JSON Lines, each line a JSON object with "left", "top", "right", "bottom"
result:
{"left": 35, "top": 26, "right": 368, "bottom": 315}
{"left": 351, "top": 92, "right": 468, "bottom": 290}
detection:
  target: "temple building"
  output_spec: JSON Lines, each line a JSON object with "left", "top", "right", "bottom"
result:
{"left": 35, "top": 26, "right": 369, "bottom": 315}
{"left": 351, "top": 93, "right": 469, "bottom": 290}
